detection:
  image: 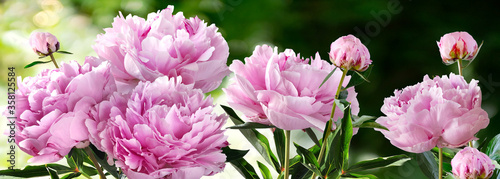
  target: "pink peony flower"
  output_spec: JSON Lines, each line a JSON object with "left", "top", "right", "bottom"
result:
{"left": 92, "top": 5, "right": 230, "bottom": 93}
{"left": 15, "top": 58, "right": 116, "bottom": 163}
{"left": 29, "top": 31, "right": 60, "bottom": 56}
{"left": 224, "top": 45, "right": 359, "bottom": 131}
{"left": 376, "top": 73, "right": 489, "bottom": 153}
{"left": 86, "top": 76, "right": 228, "bottom": 178}
{"left": 437, "top": 31, "right": 478, "bottom": 65}
{"left": 452, "top": 147, "right": 495, "bottom": 179}
{"left": 329, "top": 34, "right": 371, "bottom": 72}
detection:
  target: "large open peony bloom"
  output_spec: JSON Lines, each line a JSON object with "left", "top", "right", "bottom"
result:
{"left": 15, "top": 58, "right": 116, "bottom": 163}
{"left": 86, "top": 76, "right": 228, "bottom": 179}
{"left": 376, "top": 73, "right": 489, "bottom": 153}
{"left": 452, "top": 147, "right": 495, "bottom": 179}
{"left": 93, "top": 5, "right": 229, "bottom": 93}
{"left": 224, "top": 45, "right": 359, "bottom": 131}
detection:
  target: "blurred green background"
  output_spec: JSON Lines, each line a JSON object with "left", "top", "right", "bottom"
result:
{"left": 1, "top": 0, "right": 499, "bottom": 178}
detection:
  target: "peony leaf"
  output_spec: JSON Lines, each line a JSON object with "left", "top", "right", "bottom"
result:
{"left": 24, "top": 60, "right": 52, "bottom": 69}
{"left": 60, "top": 172, "right": 81, "bottom": 179}
{"left": 431, "top": 147, "right": 455, "bottom": 159}
{"left": 222, "top": 146, "right": 249, "bottom": 162}
{"left": 0, "top": 164, "right": 72, "bottom": 178}
{"left": 304, "top": 128, "right": 321, "bottom": 147}
{"left": 89, "top": 145, "right": 120, "bottom": 179}
{"left": 485, "top": 133, "right": 500, "bottom": 163}
{"left": 45, "top": 165, "right": 60, "bottom": 179}
{"left": 463, "top": 40, "right": 484, "bottom": 69}
{"left": 227, "top": 122, "right": 275, "bottom": 129}
{"left": 289, "top": 144, "right": 321, "bottom": 179}
{"left": 319, "top": 67, "right": 337, "bottom": 89}
{"left": 416, "top": 151, "right": 439, "bottom": 179}
{"left": 222, "top": 105, "right": 281, "bottom": 173}
{"left": 274, "top": 128, "right": 286, "bottom": 166}
{"left": 345, "top": 173, "right": 378, "bottom": 179}
{"left": 294, "top": 143, "right": 322, "bottom": 177}
{"left": 352, "top": 115, "right": 376, "bottom": 127}
{"left": 324, "top": 105, "right": 353, "bottom": 175}
{"left": 346, "top": 65, "right": 373, "bottom": 88}
{"left": 357, "top": 121, "right": 388, "bottom": 131}
{"left": 56, "top": 50, "right": 73, "bottom": 55}
{"left": 229, "top": 157, "right": 260, "bottom": 179}
{"left": 346, "top": 154, "right": 409, "bottom": 173}
{"left": 257, "top": 161, "right": 272, "bottom": 179}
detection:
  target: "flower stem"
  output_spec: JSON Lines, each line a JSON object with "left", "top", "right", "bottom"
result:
{"left": 84, "top": 147, "right": 106, "bottom": 179}
{"left": 457, "top": 58, "right": 463, "bottom": 76}
{"left": 284, "top": 130, "right": 291, "bottom": 179}
{"left": 49, "top": 53, "right": 59, "bottom": 68}
{"left": 313, "top": 69, "right": 348, "bottom": 179}
{"left": 438, "top": 148, "right": 443, "bottom": 179}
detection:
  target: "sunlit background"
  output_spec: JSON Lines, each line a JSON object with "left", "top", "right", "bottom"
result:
{"left": 1, "top": 0, "right": 500, "bottom": 178}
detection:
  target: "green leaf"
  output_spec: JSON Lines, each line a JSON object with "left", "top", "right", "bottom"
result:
{"left": 352, "top": 115, "right": 377, "bottom": 127}
{"left": 229, "top": 157, "right": 260, "bottom": 179}
{"left": 463, "top": 40, "right": 483, "bottom": 69}
{"left": 486, "top": 133, "right": 500, "bottom": 163}
{"left": 416, "top": 151, "right": 439, "bottom": 179}
{"left": 443, "top": 162, "right": 452, "bottom": 173}
{"left": 89, "top": 144, "right": 120, "bottom": 178}
{"left": 304, "top": 128, "right": 321, "bottom": 147}
{"left": 431, "top": 147, "right": 454, "bottom": 159}
{"left": 222, "top": 146, "right": 249, "bottom": 162}
{"left": 221, "top": 105, "right": 281, "bottom": 173}
{"left": 346, "top": 65, "right": 373, "bottom": 88}
{"left": 79, "top": 165, "right": 98, "bottom": 177}
{"left": 56, "top": 50, "right": 73, "bottom": 54}
{"left": 324, "top": 105, "right": 353, "bottom": 176}
{"left": 24, "top": 60, "right": 52, "bottom": 69}
{"left": 0, "top": 164, "right": 73, "bottom": 178}
{"left": 274, "top": 128, "right": 286, "bottom": 166}
{"left": 257, "top": 161, "right": 272, "bottom": 179}
{"left": 227, "top": 122, "right": 275, "bottom": 129}
{"left": 46, "top": 165, "right": 60, "bottom": 179}
{"left": 319, "top": 67, "right": 338, "bottom": 89}
{"left": 294, "top": 143, "right": 322, "bottom": 177}
{"left": 38, "top": 55, "right": 49, "bottom": 59}
{"left": 60, "top": 172, "right": 81, "bottom": 179}
{"left": 357, "top": 121, "right": 388, "bottom": 131}
{"left": 346, "top": 154, "right": 409, "bottom": 173}
{"left": 347, "top": 173, "right": 378, "bottom": 179}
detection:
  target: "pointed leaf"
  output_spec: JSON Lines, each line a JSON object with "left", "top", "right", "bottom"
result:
{"left": 89, "top": 144, "right": 120, "bottom": 178}
{"left": 60, "top": 172, "right": 81, "bottom": 179}
{"left": 222, "top": 146, "right": 249, "bottom": 162}
{"left": 325, "top": 105, "right": 353, "bottom": 175}
{"left": 346, "top": 65, "right": 373, "bottom": 88}
{"left": 38, "top": 55, "right": 49, "bottom": 59}
{"left": 486, "top": 133, "right": 500, "bottom": 163}
{"left": 352, "top": 115, "right": 377, "bottom": 127}
{"left": 304, "top": 128, "right": 321, "bottom": 147}
{"left": 229, "top": 157, "right": 260, "bottom": 179}
{"left": 347, "top": 173, "right": 378, "bottom": 179}
{"left": 319, "top": 67, "right": 338, "bottom": 88}
{"left": 463, "top": 41, "right": 484, "bottom": 68}
{"left": 227, "top": 122, "right": 274, "bottom": 129}
{"left": 294, "top": 143, "right": 320, "bottom": 169}
{"left": 274, "top": 128, "right": 286, "bottom": 166}
{"left": 24, "top": 60, "right": 52, "bottom": 69}
{"left": 357, "top": 121, "right": 388, "bottom": 131}
{"left": 56, "top": 50, "right": 73, "bottom": 54}
{"left": 257, "top": 161, "right": 272, "bottom": 179}
{"left": 0, "top": 164, "right": 72, "bottom": 177}
{"left": 45, "top": 165, "right": 59, "bottom": 179}
{"left": 221, "top": 105, "right": 281, "bottom": 173}
{"left": 416, "top": 151, "right": 439, "bottom": 179}
{"left": 346, "top": 154, "right": 409, "bottom": 173}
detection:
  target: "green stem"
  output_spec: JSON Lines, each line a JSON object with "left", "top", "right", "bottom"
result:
{"left": 284, "top": 130, "right": 291, "bottom": 179}
{"left": 49, "top": 53, "right": 59, "bottom": 68}
{"left": 312, "top": 69, "right": 348, "bottom": 179}
{"left": 457, "top": 58, "right": 463, "bottom": 76}
{"left": 84, "top": 147, "right": 106, "bottom": 179}
{"left": 438, "top": 148, "right": 443, "bottom": 179}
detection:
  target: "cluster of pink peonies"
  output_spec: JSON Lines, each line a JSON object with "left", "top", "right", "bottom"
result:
{"left": 376, "top": 73, "right": 489, "bottom": 153}
{"left": 86, "top": 76, "right": 228, "bottom": 178}
{"left": 92, "top": 5, "right": 230, "bottom": 93}
{"left": 224, "top": 45, "right": 360, "bottom": 131}
{"left": 15, "top": 58, "right": 116, "bottom": 163}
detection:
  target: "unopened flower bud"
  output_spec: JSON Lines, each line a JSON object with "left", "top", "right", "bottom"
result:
{"left": 329, "top": 34, "right": 371, "bottom": 72}
{"left": 437, "top": 31, "right": 478, "bottom": 65}
{"left": 29, "top": 31, "right": 60, "bottom": 56}
{"left": 452, "top": 147, "right": 495, "bottom": 179}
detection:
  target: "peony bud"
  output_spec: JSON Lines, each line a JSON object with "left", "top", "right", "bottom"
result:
{"left": 451, "top": 147, "right": 495, "bottom": 179}
{"left": 29, "top": 31, "right": 60, "bottom": 56}
{"left": 329, "top": 34, "right": 372, "bottom": 72}
{"left": 437, "top": 31, "right": 478, "bottom": 65}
